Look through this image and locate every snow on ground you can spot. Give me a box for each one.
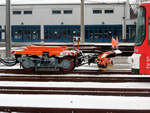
[75,63,131,70]
[0,53,149,109]
[0,94,150,110]
[0,81,150,89]
[0,47,25,51]
[0,63,20,69]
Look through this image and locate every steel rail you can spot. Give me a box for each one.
[0,69,132,75]
[0,106,149,113]
[0,75,149,82]
[0,86,150,97]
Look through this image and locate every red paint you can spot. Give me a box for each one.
[134,3,150,74]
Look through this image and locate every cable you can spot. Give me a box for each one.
[0,58,17,66]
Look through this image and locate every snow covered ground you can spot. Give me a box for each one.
[0,94,150,110]
[0,53,150,110]
[0,64,149,110]
[0,81,150,89]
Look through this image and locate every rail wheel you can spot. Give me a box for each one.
[60,57,75,73]
[21,57,35,71]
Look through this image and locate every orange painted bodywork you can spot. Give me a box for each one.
[97,55,111,67]
[111,37,118,49]
[15,46,69,56]
[97,51,113,67]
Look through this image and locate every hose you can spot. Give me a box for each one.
[0,58,17,66]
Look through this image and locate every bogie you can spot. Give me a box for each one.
[12,46,78,72]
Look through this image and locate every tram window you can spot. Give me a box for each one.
[135,7,146,46]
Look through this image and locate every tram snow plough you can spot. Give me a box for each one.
[0,37,122,73]
[11,45,84,72]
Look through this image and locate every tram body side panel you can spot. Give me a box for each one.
[140,55,150,74]
[138,5,150,74]
[129,4,150,74]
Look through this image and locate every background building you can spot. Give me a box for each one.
[0,1,136,43]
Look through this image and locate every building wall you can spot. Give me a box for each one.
[85,4,125,25]
[0,6,5,26]
[11,4,80,25]
[0,3,136,42]
[9,3,127,25]
[0,6,6,41]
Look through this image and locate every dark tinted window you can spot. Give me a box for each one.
[13,11,21,15]
[64,10,72,14]
[93,10,102,14]
[105,10,114,14]
[24,11,32,14]
[52,10,61,14]
[135,7,146,46]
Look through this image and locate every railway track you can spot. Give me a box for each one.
[0,69,131,75]
[0,106,149,113]
[0,74,149,82]
[0,86,150,97]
